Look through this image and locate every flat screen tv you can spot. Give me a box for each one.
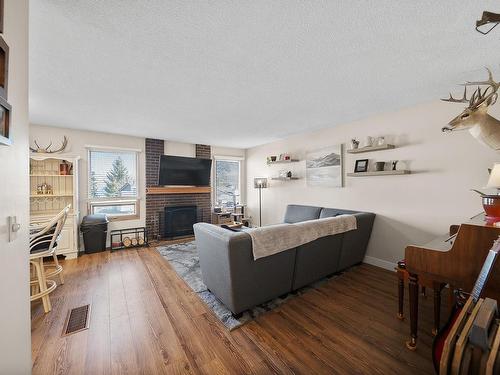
[159,155,212,186]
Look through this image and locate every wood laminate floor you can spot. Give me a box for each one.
[31,247,442,374]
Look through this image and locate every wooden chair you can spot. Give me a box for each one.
[29,206,70,313]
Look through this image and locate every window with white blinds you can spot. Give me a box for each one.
[88,149,139,219]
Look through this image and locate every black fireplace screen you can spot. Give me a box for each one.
[164,205,197,238]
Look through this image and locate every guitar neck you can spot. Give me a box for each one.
[471,250,499,301]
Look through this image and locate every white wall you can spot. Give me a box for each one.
[246,100,499,268]
[0,0,31,373]
[29,124,146,246]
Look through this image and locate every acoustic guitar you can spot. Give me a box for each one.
[432,235,500,374]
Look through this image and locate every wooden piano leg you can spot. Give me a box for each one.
[406,273,418,350]
[432,282,442,336]
[397,273,404,320]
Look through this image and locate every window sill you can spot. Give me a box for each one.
[106,214,140,222]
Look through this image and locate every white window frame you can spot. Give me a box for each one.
[87,146,141,221]
[212,155,244,209]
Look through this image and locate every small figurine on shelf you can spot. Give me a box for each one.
[391,160,398,171]
[350,139,360,150]
[286,171,292,178]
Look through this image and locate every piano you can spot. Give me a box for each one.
[404,214,500,350]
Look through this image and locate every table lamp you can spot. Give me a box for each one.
[254,178,268,227]
[483,163,500,224]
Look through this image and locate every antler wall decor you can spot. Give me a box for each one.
[29,136,68,153]
[441,68,500,150]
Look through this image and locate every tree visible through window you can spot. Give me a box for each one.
[89,149,138,218]
[215,159,241,208]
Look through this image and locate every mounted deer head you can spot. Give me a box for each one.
[29,136,68,153]
[442,68,500,150]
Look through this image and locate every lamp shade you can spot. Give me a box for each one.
[254,177,268,189]
[487,164,500,188]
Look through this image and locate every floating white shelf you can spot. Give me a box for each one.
[271,177,300,181]
[267,159,300,165]
[346,144,395,154]
[347,170,410,177]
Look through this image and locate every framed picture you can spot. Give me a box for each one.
[0,35,9,100]
[0,0,4,34]
[354,159,369,173]
[306,144,343,187]
[0,96,11,146]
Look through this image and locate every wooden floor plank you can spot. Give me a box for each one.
[32,247,439,374]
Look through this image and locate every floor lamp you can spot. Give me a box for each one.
[253,178,268,227]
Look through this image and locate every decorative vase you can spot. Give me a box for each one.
[375,162,385,171]
[365,136,373,147]
[482,195,500,224]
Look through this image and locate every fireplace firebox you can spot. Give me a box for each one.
[164,205,197,238]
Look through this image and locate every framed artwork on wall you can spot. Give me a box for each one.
[0,0,4,34]
[354,159,369,173]
[0,95,11,145]
[306,144,344,187]
[0,35,8,100]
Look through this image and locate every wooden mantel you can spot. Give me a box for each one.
[146,186,211,195]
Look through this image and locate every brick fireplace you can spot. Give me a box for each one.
[145,138,212,240]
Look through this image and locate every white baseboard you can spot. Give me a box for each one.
[363,255,396,271]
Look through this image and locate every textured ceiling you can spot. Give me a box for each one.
[30,1,500,148]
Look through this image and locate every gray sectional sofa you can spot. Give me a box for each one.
[193,204,375,315]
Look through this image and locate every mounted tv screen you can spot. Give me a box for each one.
[159,155,212,186]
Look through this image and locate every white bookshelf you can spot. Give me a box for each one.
[30,154,80,259]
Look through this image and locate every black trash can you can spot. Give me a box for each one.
[80,214,109,253]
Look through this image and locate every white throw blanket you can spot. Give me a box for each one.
[248,215,357,260]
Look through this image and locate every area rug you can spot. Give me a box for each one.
[157,241,340,330]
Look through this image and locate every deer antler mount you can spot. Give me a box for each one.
[441,68,500,150]
[30,136,68,153]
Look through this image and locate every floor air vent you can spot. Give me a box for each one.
[63,304,91,336]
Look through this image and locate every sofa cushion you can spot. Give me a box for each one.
[284,204,322,223]
[292,234,343,290]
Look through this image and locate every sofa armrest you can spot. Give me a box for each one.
[193,223,247,304]
[193,223,296,314]
[338,212,375,269]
